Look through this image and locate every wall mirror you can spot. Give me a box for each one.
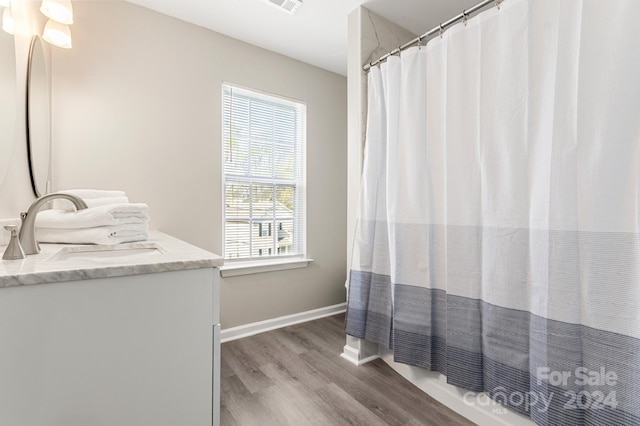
[26,35,51,197]
[0,24,17,186]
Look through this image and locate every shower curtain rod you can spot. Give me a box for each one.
[363,0,500,72]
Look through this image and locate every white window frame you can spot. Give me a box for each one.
[220,83,309,274]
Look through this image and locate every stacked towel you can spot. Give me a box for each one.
[51,189,129,211]
[36,190,150,245]
[53,196,131,210]
[36,204,149,228]
[37,225,149,245]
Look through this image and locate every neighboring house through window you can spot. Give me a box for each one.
[222,84,306,261]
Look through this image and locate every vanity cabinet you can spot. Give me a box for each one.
[0,233,222,426]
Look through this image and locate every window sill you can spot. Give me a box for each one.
[219,258,313,278]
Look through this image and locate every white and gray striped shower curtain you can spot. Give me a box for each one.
[345,0,640,424]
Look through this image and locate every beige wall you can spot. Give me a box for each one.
[50,1,347,328]
[0,1,50,223]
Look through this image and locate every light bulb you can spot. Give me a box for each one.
[40,0,73,25]
[42,19,72,48]
[2,7,14,35]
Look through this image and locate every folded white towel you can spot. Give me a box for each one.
[36,204,149,229]
[37,224,149,245]
[52,196,131,211]
[55,189,127,199]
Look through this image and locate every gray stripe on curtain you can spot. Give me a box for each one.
[345,270,393,348]
[346,278,640,424]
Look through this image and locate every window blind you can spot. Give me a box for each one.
[222,84,306,261]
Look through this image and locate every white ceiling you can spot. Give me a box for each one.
[126,0,481,76]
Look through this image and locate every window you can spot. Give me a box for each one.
[222,84,306,261]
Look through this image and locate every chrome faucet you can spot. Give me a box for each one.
[19,193,88,255]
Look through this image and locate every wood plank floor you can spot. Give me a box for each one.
[220,313,475,426]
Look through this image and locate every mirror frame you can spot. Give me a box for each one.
[25,35,49,198]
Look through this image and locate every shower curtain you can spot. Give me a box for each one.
[345,0,640,424]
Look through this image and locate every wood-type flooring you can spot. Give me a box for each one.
[221,313,475,426]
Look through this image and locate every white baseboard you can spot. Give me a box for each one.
[340,345,380,366]
[220,303,346,343]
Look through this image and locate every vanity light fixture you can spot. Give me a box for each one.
[42,19,72,48]
[40,0,73,25]
[2,6,14,35]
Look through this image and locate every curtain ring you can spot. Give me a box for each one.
[462,10,468,26]
[495,0,502,10]
[439,24,444,38]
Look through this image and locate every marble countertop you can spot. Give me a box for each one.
[0,231,223,288]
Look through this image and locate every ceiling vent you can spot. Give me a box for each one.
[262,0,303,15]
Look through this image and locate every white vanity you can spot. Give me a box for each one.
[0,232,223,426]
